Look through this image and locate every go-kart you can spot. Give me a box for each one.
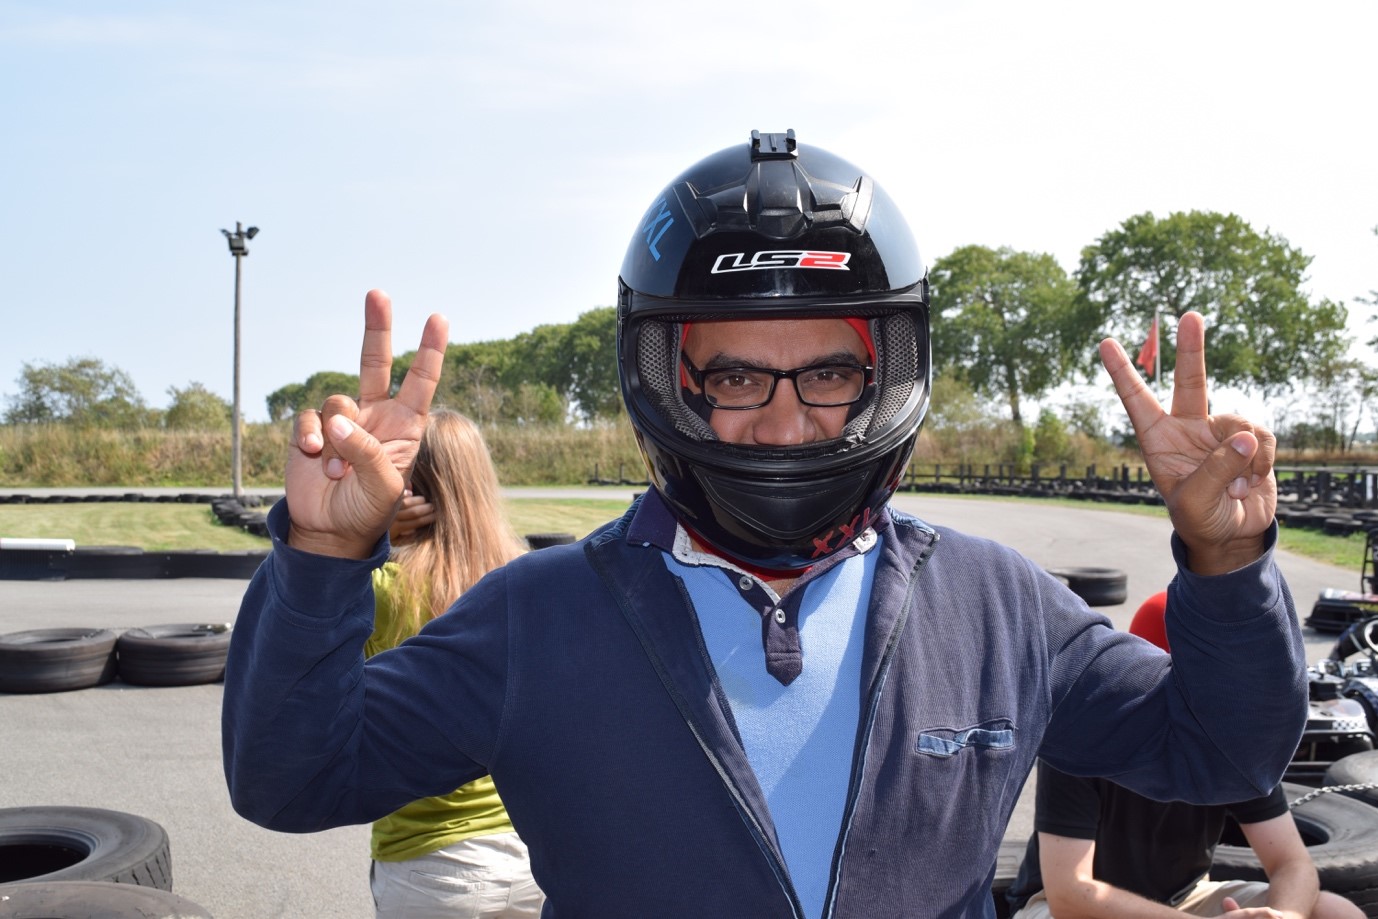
[1290,616,1378,785]
[1307,529,1378,633]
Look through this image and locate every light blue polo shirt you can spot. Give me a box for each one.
[664,529,879,919]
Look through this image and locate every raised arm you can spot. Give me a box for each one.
[1099,311,1276,575]
[285,288,449,559]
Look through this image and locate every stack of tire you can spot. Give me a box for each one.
[0,624,232,694]
[0,806,213,917]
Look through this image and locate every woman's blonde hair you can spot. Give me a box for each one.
[381,409,527,647]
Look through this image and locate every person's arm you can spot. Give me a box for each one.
[222,290,500,832]
[1239,813,1320,919]
[1037,832,1185,919]
[1039,312,1305,802]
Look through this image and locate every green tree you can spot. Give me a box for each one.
[929,245,1093,425]
[507,307,620,422]
[1076,211,1349,396]
[4,357,151,427]
[1032,408,1072,465]
[506,382,567,425]
[264,371,360,421]
[561,307,620,420]
[165,382,231,430]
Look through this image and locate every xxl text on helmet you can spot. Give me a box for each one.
[811,507,874,559]
[711,251,852,273]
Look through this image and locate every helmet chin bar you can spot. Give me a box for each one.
[696,467,874,545]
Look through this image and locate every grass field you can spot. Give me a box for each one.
[0,493,1365,576]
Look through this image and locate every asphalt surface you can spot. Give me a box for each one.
[0,489,1357,917]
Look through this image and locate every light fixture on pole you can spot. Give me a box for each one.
[220,222,259,499]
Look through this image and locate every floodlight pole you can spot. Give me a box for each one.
[220,221,259,499]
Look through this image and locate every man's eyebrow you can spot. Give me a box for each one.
[700,349,866,371]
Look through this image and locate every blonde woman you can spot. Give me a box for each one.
[365,409,543,919]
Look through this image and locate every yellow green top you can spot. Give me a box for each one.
[365,563,515,862]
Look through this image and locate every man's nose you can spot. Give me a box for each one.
[750,379,814,445]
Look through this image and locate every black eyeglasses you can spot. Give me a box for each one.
[680,353,874,410]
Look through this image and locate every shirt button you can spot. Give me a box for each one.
[738,575,753,591]
[773,609,786,624]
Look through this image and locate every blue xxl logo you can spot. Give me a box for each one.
[641,198,674,261]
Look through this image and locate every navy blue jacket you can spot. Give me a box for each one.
[222,493,1306,918]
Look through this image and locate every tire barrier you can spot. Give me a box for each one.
[0,881,213,918]
[0,624,232,693]
[0,629,118,694]
[525,532,578,550]
[0,806,171,889]
[0,547,270,581]
[1324,750,1378,809]
[1211,782,1378,917]
[115,624,232,687]
[1044,566,1129,607]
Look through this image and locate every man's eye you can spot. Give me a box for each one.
[803,366,855,388]
[712,372,760,390]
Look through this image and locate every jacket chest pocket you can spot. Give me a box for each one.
[916,718,1015,758]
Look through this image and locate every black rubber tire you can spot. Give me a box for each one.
[0,807,171,890]
[1324,750,1378,809]
[1045,566,1129,606]
[0,880,211,917]
[1211,782,1378,915]
[0,629,118,694]
[115,624,232,686]
[525,532,577,550]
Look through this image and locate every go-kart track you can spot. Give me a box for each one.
[0,488,1368,917]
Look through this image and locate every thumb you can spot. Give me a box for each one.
[1191,431,1259,501]
[325,412,402,499]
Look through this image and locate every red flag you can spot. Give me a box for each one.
[1135,316,1159,379]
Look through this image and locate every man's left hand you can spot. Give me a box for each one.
[1100,311,1277,576]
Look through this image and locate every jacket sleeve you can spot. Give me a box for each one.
[1038,522,1307,805]
[220,500,504,832]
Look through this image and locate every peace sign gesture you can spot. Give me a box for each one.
[1100,311,1277,576]
[285,289,450,559]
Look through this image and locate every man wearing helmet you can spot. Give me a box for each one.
[223,131,1306,918]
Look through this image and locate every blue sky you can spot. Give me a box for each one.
[3,1,1374,423]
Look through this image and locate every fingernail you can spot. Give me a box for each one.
[329,415,353,439]
[1231,437,1251,456]
[326,457,345,478]
[303,433,322,451]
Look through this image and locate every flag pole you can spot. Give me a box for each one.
[1154,306,1161,400]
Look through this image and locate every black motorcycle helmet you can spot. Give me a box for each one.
[618,130,931,570]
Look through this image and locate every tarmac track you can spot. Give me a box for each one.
[0,489,1355,917]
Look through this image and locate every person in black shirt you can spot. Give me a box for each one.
[1006,594,1362,919]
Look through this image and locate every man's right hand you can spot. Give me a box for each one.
[285,289,449,559]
